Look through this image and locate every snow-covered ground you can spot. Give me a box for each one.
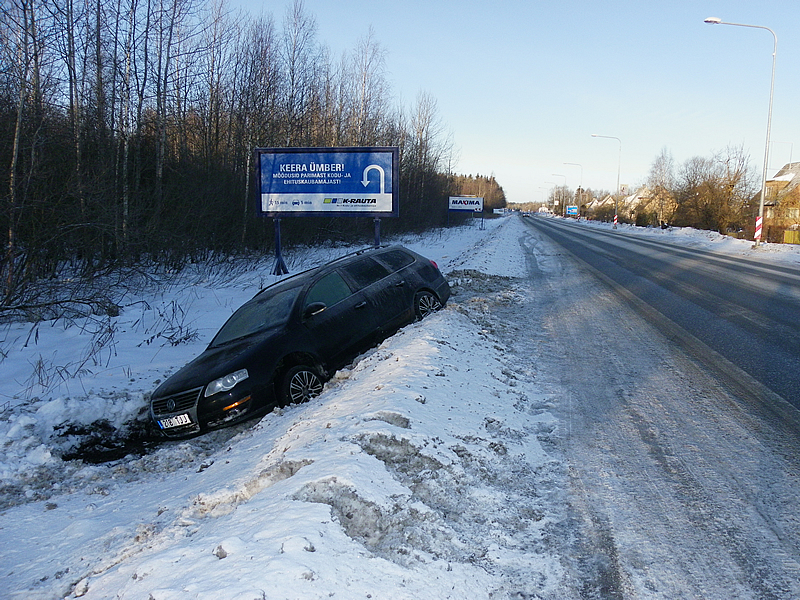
[2,216,799,599]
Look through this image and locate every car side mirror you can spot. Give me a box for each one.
[303,302,327,319]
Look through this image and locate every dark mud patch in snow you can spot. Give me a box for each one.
[57,418,161,464]
[0,407,253,511]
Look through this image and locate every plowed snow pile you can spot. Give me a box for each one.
[1,217,567,599]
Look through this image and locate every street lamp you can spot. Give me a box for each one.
[564,162,583,215]
[591,134,621,228]
[704,16,777,246]
[551,174,566,216]
[545,181,559,213]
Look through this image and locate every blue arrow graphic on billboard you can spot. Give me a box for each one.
[361,164,385,193]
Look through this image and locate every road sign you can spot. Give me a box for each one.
[449,196,483,212]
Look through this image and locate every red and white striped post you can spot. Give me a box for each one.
[755,216,763,242]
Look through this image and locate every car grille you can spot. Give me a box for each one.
[151,387,203,416]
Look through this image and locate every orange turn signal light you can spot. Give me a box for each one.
[223,396,251,411]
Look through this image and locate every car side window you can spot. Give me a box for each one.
[375,249,414,272]
[341,257,391,290]
[304,271,353,309]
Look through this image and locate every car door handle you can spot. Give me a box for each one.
[354,301,367,309]
[394,280,406,287]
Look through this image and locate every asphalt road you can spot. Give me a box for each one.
[523,215,800,414]
[512,216,800,598]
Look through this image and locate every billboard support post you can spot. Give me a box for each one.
[373,217,381,248]
[272,218,289,276]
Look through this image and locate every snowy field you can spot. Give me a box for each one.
[2,215,799,599]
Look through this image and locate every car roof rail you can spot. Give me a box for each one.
[253,244,400,296]
[327,244,393,263]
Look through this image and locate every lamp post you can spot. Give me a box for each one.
[704,16,777,246]
[545,181,559,213]
[551,174,566,216]
[591,134,621,228]
[564,162,583,215]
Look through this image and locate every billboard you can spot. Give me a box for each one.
[449,196,484,212]
[256,147,399,217]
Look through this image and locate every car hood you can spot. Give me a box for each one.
[152,330,278,398]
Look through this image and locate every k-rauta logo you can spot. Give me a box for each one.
[323,198,377,205]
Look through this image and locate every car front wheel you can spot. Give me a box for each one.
[281,365,324,405]
[414,291,442,320]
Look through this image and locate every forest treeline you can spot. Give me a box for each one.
[1,0,505,312]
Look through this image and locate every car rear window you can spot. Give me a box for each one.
[211,286,301,346]
[375,249,414,272]
[340,257,392,289]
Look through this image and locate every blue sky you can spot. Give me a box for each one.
[230,0,799,203]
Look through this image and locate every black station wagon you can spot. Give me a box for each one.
[149,246,450,437]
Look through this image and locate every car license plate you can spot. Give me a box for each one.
[158,413,192,429]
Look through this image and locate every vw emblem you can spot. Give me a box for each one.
[166,398,176,412]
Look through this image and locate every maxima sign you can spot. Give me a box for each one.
[256,147,399,217]
[449,196,484,212]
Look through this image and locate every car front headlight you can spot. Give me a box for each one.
[204,369,249,397]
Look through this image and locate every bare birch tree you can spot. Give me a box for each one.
[3,0,48,298]
[350,26,388,145]
[280,0,318,146]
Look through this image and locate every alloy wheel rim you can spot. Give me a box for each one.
[289,370,323,403]
[418,294,442,317]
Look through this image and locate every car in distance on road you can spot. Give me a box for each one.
[149,246,450,438]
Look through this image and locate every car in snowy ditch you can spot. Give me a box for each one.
[149,245,450,438]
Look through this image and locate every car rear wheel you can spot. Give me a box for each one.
[281,365,324,404]
[414,291,442,320]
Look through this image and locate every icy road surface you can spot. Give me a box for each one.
[516,218,800,598]
[1,215,800,599]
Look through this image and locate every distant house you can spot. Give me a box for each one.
[586,194,615,212]
[585,194,616,221]
[585,190,644,222]
[586,187,672,226]
[621,187,654,224]
[763,162,800,242]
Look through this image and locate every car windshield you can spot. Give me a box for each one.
[210,285,302,346]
